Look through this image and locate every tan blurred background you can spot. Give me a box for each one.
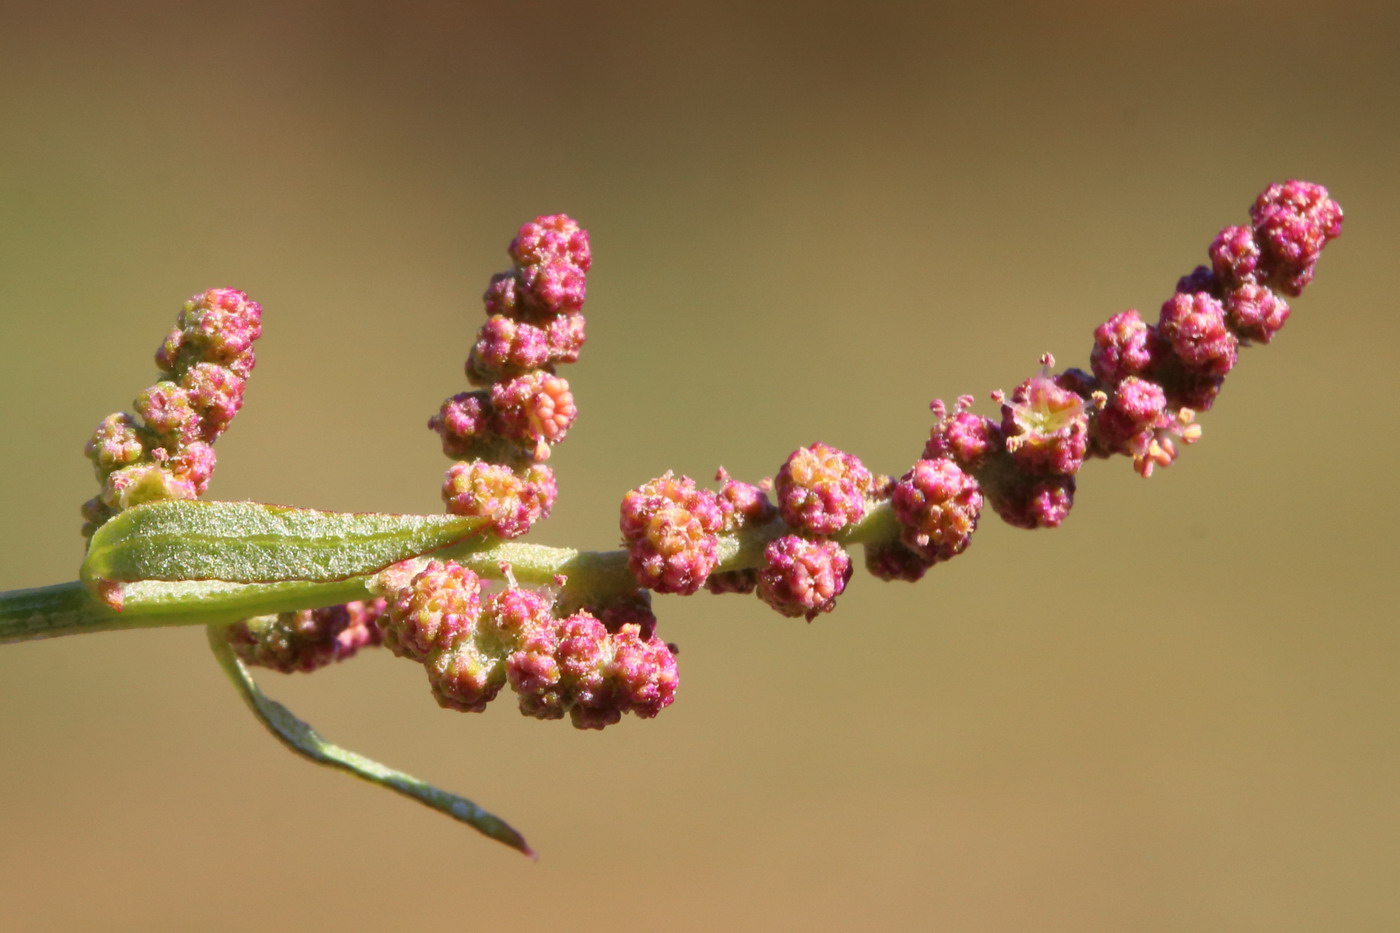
[2,1,1397,930]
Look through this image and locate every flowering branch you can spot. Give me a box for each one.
[0,181,1344,854]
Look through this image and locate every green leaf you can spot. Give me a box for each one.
[83,500,489,586]
[207,626,535,857]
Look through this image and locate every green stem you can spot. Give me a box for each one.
[0,501,901,644]
[205,624,534,857]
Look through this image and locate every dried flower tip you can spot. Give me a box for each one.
[774,442,873,536]
[757,535,853,621]
[1089,377,1197,476]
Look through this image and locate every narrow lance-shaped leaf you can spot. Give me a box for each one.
[82,500,490,587]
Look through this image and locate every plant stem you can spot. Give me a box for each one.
[0,501,900,644]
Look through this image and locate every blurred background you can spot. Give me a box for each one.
[2,1,1397,930]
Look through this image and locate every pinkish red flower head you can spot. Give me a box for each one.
[544,312,587,364]
[774,442,873,536]
[508,214,592,315]
[552,614,616,728]
[429,391,492,459]
[83,288,262,536]
[85,413,147,478]
[999,365,1089,476]
[1090,310,1156,385]
[168,441,217,495]
[863,539,940,582]
[1157,292,1238,377]
[890,459,983,560]
[984,468,1076,529]
[483,586,556,641]
[380,559,483,662]
[442,461,556,538]
[1249,181,1343,297]
[715,467,777,531]
[490,372,577,461]
[573,588,659,640]
[924,396,1001,470]
[228,600,385,674]
[603,623,679,721]
[1222,283,1290,345]
[466,315,552,384]
[156,288,263,377]
[620,472,724,594]
[427,635,507,713]
[1208,225,1262,288]
[757,535,852,621]
[133,382,198,446]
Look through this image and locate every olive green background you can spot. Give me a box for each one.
[2,2,1397,930]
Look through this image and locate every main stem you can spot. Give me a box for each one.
[0,501,898,644]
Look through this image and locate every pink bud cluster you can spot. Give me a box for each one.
[427,215,591,539]
[912,180,1342,542]
[624,447,868,621]
[228,599,385,673]
[620,472,726,595]
[627,182,1342,600]
[1081,180,1342,476]
[374,560,678,729]
[866,398,990,582]
[81,288,262,536]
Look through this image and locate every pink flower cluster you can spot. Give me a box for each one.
[429,215,592,538]
[621,181,1342,598]
[625,447,868,620]
[620,472,726,595]
[81,288,262,536]
[917,180,1342,541]
[228,599,385,673]
[374,560,678,729]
